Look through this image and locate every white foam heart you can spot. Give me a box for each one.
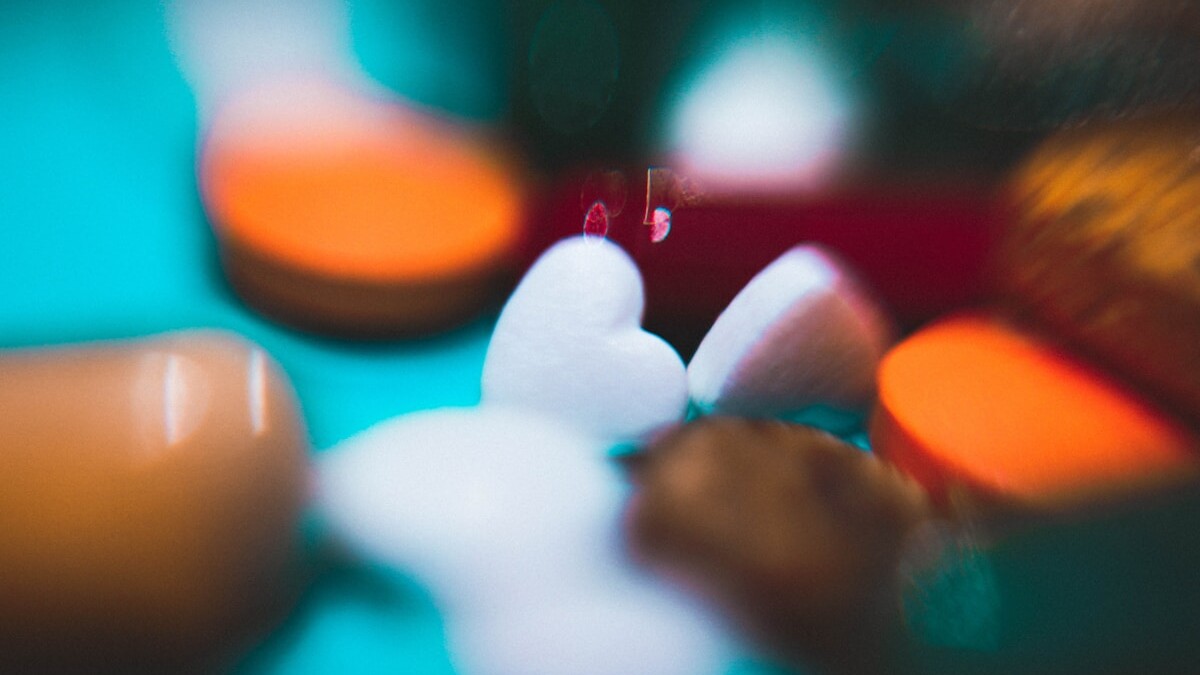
[317,405,732,675]
[481,236,688,443]
[688,245,894,417]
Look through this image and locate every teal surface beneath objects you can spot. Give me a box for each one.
[0,3,785,674]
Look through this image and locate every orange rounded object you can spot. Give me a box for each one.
[871,314,1198,508]
[200,77,525,337]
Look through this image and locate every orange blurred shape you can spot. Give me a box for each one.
[200,76,525,337]
[871,314,1199,509]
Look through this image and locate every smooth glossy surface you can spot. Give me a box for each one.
[0,331,310,672]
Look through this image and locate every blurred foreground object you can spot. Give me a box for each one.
[626,417,1200,674]
[625,417,932,672]
[892,479,1200,674]
[200,76,526,338]
[996,114,1200,428]
[0,332,310,673]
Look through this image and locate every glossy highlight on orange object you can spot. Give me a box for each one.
[871,314,1198,508]
[200,77,525,336]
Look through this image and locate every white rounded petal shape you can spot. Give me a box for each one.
[689,245,894,417]
[317,406,625,612]
[447,581,732,675]
[665,34,852,193]
[482,236,688,443]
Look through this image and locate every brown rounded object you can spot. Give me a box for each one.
[996,114,1200,427]
[623,417,932,673]
[219,242,514,339]
[0,331,311,673]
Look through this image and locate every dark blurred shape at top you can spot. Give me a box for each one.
[882,0,1200,131]
[527,0,621,135]
[506,0,706,172]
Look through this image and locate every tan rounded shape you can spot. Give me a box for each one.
[0,331,310,672]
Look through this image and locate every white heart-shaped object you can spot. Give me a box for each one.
[481,236,688,443]
[688,245,894,417]
[317,406,625,613]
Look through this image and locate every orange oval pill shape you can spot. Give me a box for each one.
[871,314,1198,508]
[200,77,526,337]
[0,332,310,673]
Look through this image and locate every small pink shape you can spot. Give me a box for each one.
[583,200,609,239]
[650,207,671,243]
